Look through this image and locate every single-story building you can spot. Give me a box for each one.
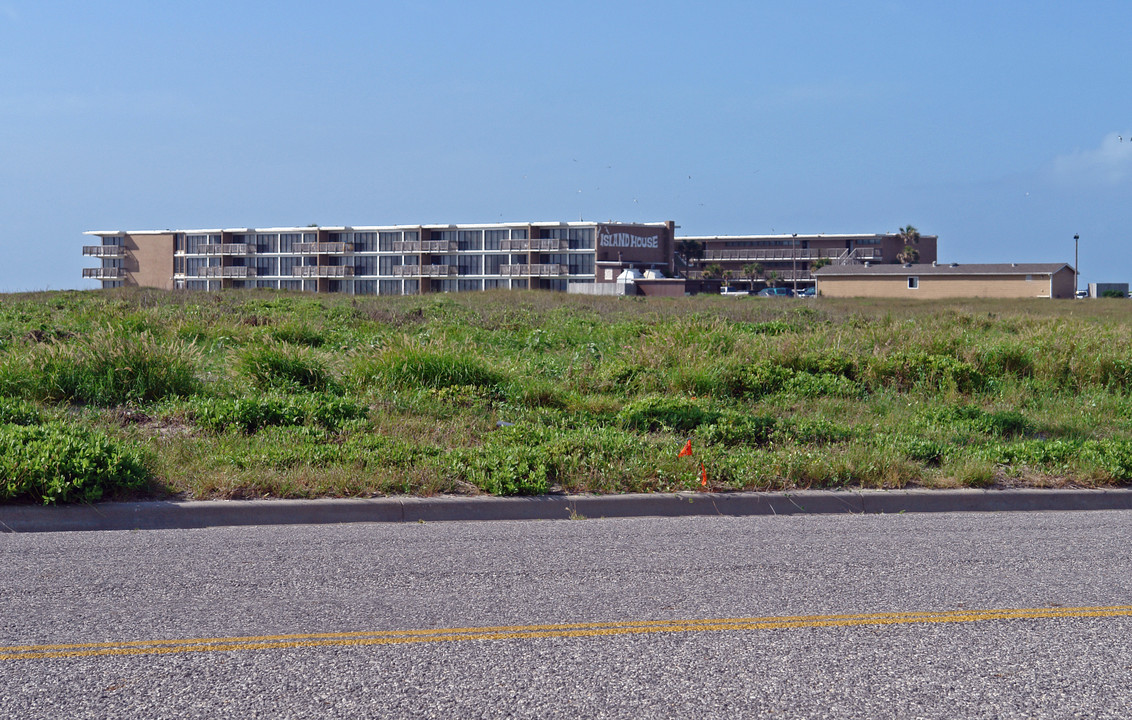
[814,262,1076,299]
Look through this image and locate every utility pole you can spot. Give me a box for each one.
[1074,233,1080,297]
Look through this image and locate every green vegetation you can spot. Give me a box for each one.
[3,288,1132,502]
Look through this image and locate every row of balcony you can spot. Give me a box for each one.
[171,240,574,256]
[89,264,576,281]
[702,248,883,262]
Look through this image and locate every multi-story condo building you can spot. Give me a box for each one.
[82,221,676,295]
[680,232,938,288]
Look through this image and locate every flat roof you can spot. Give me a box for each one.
[815,262,1071,276]
[677,233,938,241]
[85,221,671,235]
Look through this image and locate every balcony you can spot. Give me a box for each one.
[196,266,256,278]
[500,264,567,277]
[530,239,569,251]
[392,241,421,253]
[191,244,255,255]
[82,245,125,258]
[294,242,352,254]
[501,239,529,251]
[418,265,458,277]
[420,240,458,253]
[82,267,124,279]
[393,265,420,277]
[291,266,354,277]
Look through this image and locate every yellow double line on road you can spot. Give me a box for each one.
[4,605,1131,661]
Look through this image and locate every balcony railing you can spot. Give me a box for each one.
[82,267,124,279]
[196,266,256,278]
[501,239,529,251]
[530,239,569,251]
[294,242,351,254]
[190,244,255,255]
[420,240,458,253]
[702,248,877,262]
[291,266,354,277]
[392,241,421,253]
[418,265,458,277]
[82,245,125,258]
[500,264,567,277]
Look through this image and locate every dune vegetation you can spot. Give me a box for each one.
[2,288,1132,503]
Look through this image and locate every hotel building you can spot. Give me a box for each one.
[82,221,676,295]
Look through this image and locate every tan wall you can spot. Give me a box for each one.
[124,233,174,290]
[635,279,687,297]
[817,273,1058,299]
[1050,268,1075,299]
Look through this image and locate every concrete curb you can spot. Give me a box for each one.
[3,488,1132,533]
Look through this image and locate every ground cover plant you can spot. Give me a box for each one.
[3,287,1132,502]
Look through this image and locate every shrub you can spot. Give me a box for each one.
[921,405,1033,438]
[0,396,41,425]
[775,418,854,445]
[0,423,150,503]
[617,396,722,432]
[699,413,778,446]
[192,394,368,433]
[715,361,794,399]
[238,344,337,393]
[456,444,552,496]
[782,371,862,399]
[866,352,984,393]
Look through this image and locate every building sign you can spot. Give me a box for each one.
[598,225,661,250]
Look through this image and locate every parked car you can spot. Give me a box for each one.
[756,287,795,297]
[798,286,816,298]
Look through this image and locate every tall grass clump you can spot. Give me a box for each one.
[238,343,338,393]
[16,330,198,406]
[0,423,150,503]
[356,348,504,392]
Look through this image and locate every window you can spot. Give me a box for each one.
[378,232,398,251]
[354,232,377,252]
[484,230,506,250]
[458,230,482,251]
[908,276,919,289]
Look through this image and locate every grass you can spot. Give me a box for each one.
[3,287,1132,502]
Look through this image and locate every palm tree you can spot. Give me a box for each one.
[898,225,920,245]
[743,262,763,291]
[766,270,779,288]
[702,263,724,280]
[676,239,705,271]
[811,257,831,271]
[892,226,922,264]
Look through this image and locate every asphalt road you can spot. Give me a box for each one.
[2,510,1132,718]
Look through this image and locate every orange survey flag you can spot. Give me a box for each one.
[678,439,693,458]
[701,462,707,487]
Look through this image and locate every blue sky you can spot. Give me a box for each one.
[2,1,1130,292]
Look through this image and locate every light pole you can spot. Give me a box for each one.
[792,233,798,296]
[1074,233,1080,297]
